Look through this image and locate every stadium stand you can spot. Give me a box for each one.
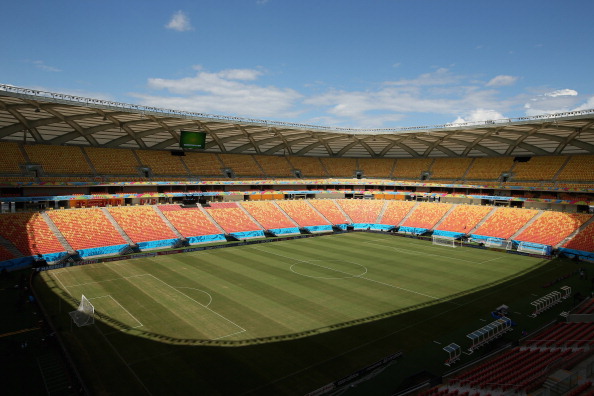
[379,200,416,225]
[253,155,294,178]
[514,212,591,246]
[84,146,140,175]
[158,205,222,237]
[464,157,514,181]
[287,156,328,177]
[319,158,358,178]
[135,149,188,176]
[0,212,64,255]
[435,205,493,234]
[276,200,330,227]
[562,221,594,253]
[401,202,452,229]
[182,152,224,178]
[357,158,395,178]
[309,199,349,224]
[24,144,93,174]
[218,154,264,177]
[0,141,27,174]
[556,155,594,182]
[392,158,433,180]
[336,199,385,223]
[240,201,296,229]
[47,208,126,250]
[107,206,177,243]
[205,203,262,233]
[472,207,538,239]
[430,158,473,180]
[0,245,15,261]
[525,322,594,348]
[511,156,567,181]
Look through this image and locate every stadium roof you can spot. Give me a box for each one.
[1,84,594,158]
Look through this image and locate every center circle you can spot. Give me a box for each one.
[290,260,367,279]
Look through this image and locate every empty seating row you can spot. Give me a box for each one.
[379,200,416,225]
[240,201,296,229]
[276,200,329,227]
[473,208,539,239]
[309,199,349,224]
[515,212,591,247]
[0,212,64,255]
[337,199,385,223]
[402,202,452,230]
[205,206,261,234]
[435,205,493,234]
[107,206,177,243]
[158,206,222,237]
[525,322,594,348]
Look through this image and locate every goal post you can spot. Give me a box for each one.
[69,295,95,327]
[432,235,459,248]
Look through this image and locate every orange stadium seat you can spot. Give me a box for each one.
[464,157,514,180]
[336,199,385,223]
[241,201,296,229]
[135,149,188,176]
[205,204,262,233]
[287,156,328,177]
[393,158,433,180]
[0,141,27,174]
[182,152,224,178]
[379,200,416,225]
[515,212,591,246]
[472,207,538,239]
[108,206,177,243]
[309,199,350,224]
[358,158,395,178]
[0,212,64,255]
[25,144,93,174]
[556,155,594,182]
[276,200,330,227]
[430,158,473,180]
[319,158,358,178]
[0,245,16,261]
[512,156,567,181]
[435,205,493,233]
[401,202,452,229]
[562,221,594,253]
[84,147,141,175]
[158,205,222,237]
[218,154,264,177]
[47,208,127,250]
[253,155,294,178]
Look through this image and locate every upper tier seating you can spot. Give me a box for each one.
[515,212,591,246]
[182,152,224,177]
[0,212,64,255]
[336,199,385,223]
[435,205,493,233]
[319,158,358,178]
[287,157,328,177]
[0,141,26,174]
[205,206,261,233]
[47,208,126,250]
[253,155,294,177]
[562,221,594,252]
[276,200,330,227]
[240,201,296,229]
[108,206,177,243]
[309,199,349,224]
[472,207,538,239]
[84,147,140,175]
[464,157,514,180]
[401,202,452,229]
[379,200,416,225]
[358,158,395,178]
[430,158,473,180]
[25,144,92,174]
[512,156,567,181]
[393,158,433,179]
[158,205,222,237]
[218,154,264,177]
[556,155,594,182]
[135,149,188,175]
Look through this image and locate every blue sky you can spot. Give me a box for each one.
[2,0,593,128]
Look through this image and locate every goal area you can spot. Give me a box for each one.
[69,295,95,327]
[432,235,459,248]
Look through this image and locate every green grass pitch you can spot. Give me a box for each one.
[34,232,587,395]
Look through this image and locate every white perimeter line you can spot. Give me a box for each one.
[252,246,441,301]
[60,273,151,289]
[146,274,247,335]
[362,240,477,264]
[51,272,71,296]
[478,257,503,265]
[91,295,143,329]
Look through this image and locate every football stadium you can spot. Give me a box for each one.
[1,83,594,396]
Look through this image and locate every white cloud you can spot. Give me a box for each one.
[451,109,505,124]
[524,88,580,116]
[165,10,193,32]
[573,96,594,111]
[32,60,61,72]
[486,75,518,87]
[545,89,578,97]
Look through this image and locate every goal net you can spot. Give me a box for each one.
[432,235,458,248]
[517,242,549,256]
[69,295,95,327]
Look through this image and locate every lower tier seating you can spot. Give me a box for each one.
[336,199,385,223]
[158,205,222,237]
[275,200,329,227]
[108,206,177,243]
[240,201,296,229]
[472,207,538,239]
[0,212,64,255]
[401,202,452,229]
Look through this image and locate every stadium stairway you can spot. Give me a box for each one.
[431,204,458,230]
[153,205,184,239]
[236,202,266,230]
[555,215,594,249]
[375,200,389,223]
[99,207,134,245]
[466,206,498,235]
[39,212,74,252]
[333,199,353,224]
[306,200,334,225]
[197,205,226,234]
[509,210,544,240]
[270,201,300,227]
[397,201,420,227]
[0,235,24,258]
